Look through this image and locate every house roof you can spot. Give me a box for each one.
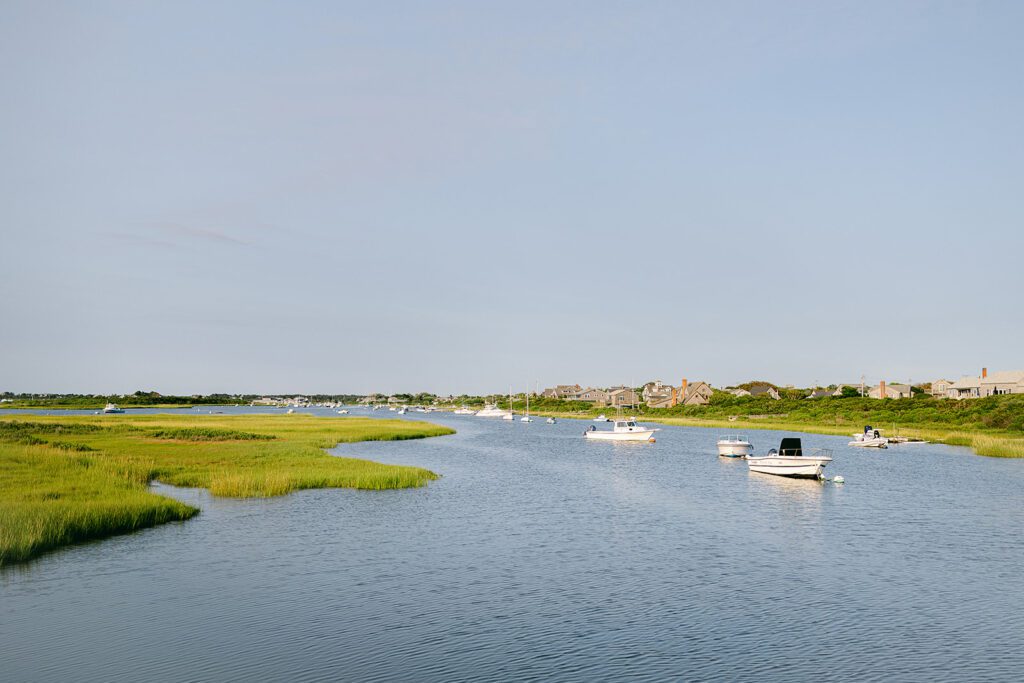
[980,371,1024,385]
[950,376,981,389]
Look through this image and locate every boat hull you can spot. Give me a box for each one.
[747,456,830,478]
[584,430,656,442]
[717,442,753,457]
[849,438,888,448]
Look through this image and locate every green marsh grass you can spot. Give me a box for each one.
[0,414,452,565]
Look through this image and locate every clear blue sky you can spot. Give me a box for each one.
[2,1,1022,395]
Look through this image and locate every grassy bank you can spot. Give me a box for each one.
[515,394,1024,458]
[0,414,453,565]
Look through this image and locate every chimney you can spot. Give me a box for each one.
[982,367,988,379]
[670,387,678,407]
[681,378,688,402]
[879,380,886,398]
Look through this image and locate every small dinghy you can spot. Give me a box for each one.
[747,438,832,479]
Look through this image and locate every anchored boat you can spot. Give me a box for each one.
[102,402,125,414]
[747,437,832,479]
[584,418,657,442]
[849,425,888,448]
[716,434,753,458]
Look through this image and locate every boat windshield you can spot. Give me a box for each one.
[626,421,636,427]
[615,422,627,428]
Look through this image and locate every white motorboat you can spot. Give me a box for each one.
[453,407,476,415]
[397,408,407,415]
[476,404,511,418]
[747,438,832,479]
[849,425,888,448]
[337,409,349,414]
[594,414,611,422]
[584,418,657,442]
[546,417,556,424]
[102,402,124,414]
[716,434,753,458]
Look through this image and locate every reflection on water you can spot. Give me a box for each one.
[2,409,1023,682]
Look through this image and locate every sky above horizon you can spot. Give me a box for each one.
[2,1,1022,395]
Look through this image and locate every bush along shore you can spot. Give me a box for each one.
[499,394,1024,458]
[0,414,452,565]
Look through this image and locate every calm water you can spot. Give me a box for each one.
[3,409,1023,681]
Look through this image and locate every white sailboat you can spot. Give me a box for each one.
[520,392,533,422]
[502,387,515,420]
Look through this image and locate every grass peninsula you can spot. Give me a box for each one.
[0,414,452,565]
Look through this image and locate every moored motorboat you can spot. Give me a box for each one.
[453,407,476,415]
[584,418,657,442]
[849,425,888,448]
[476,404,511,418]
[102,402,124,414]
[546,417,556,424]
[747,438,832,479]
[716,434,753,457]
[593,414,610,422]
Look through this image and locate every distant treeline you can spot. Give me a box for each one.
[0,391,363,408]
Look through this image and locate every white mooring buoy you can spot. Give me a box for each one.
[832,475,845,484]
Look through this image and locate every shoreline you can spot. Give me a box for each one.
[0,414,454,566]
[460,408,1024,458]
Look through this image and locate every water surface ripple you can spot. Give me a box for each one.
[2,409,1023,681]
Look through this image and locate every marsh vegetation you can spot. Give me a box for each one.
[0,415,452,565]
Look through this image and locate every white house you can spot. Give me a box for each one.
[948,376,982,400]
[930,379,953,399]
[868,383,912,399]
[980,370,1024,396]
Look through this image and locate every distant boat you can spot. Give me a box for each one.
[747,438,832,478]
[584,418,657,442]
[337,409,349,414]
[849,425,888,448]
[103,402,124,414]
[716,435,753,458]
[502,387,516,420]
[593,414,610,422]
[546,417,556,424]
[453,407,476,415]
[520,392,533,421]
[476,404,511,418]
[398,408,407,415]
